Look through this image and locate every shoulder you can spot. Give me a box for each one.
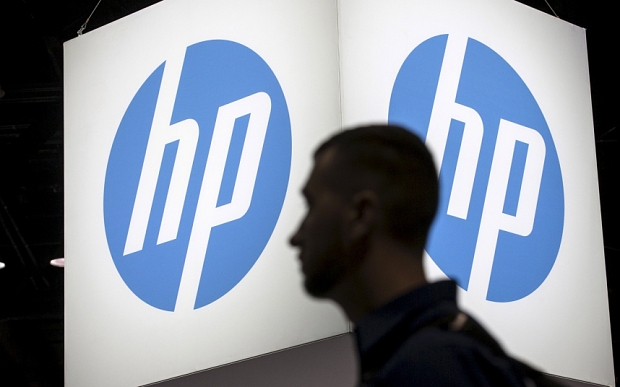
[373,327,522,387]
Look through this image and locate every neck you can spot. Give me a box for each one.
[327,236,427,323]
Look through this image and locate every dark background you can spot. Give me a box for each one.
[0,0,617,386]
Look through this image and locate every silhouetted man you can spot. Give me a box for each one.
[290,125,534,386]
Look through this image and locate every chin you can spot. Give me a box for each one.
[303,275,337,299]
[303,280,323,298]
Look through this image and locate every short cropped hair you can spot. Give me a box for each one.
[315,124,439,248]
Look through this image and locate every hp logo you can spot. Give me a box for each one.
[389,34,564,302]
[104,40,291,311]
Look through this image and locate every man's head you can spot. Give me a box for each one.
[290,124,439,300]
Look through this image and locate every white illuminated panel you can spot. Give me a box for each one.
[66,1,614,386]
[64,0,347,386]
[338,0,614,385]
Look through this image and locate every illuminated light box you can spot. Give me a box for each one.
[338,0,613,385]
[65,0,614,386]
[64,1,347,386]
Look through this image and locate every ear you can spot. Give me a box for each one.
[345,189,381,242]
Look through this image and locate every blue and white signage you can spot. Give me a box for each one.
[104,40,291,311]
[64,1,347,386]
[64,0,615,385]
[337,0,614,385]
[389,34,564,302]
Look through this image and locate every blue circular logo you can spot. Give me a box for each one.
[389,34,564,302]
[104,40,291,311]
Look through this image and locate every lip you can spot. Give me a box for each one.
[297,253,308,271]
[295,247,304,260]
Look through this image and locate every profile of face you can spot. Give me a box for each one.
[289,149,352,298]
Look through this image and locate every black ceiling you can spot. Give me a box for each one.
[0,0,617,386]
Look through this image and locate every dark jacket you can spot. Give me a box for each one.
[354,281,527,387]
